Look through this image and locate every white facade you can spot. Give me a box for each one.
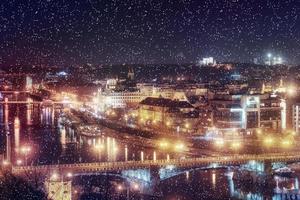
[25,76,33,91]
[200,57,216,66]
[96,90,146,109]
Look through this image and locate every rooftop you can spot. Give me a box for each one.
[140,97,194,108]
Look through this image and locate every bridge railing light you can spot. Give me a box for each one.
[132,183,139,191]
[66,172,73,178]
[116,184,123,191]
[50,173,59,181]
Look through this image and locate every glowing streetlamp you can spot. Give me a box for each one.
[2,160,9,166]
[16,159,23,166]
[267,53,272,65]
[132,183,139,191]
[166,121,172,127]
[51,173,59,181]
[230,141,241,151]
[278,57,282,64]
[287,85,296,96]
[66,172,73,178]
[20,145,31,165]
[117,184,123,191]
[256,129,262,135]
[124,114,128,122]
[281,139,292,148]
[263,137,274,147]
[214,138,225,147]
[174,142,185,152]
[159,140,169,149]
[185,123,190,129]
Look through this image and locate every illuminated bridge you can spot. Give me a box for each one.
[11,153,300,175]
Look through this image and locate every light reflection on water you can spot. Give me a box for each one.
[2,100,300,199]
[71,169,300,200]
[0,101,177,165]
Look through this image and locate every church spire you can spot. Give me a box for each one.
[127,67,134,80]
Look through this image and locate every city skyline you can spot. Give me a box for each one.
[2,1,300,200]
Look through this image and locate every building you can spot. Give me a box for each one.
[200,57,216,66]
[96,89,146,109]
[45,179,72,200]
[293,104,300,134]
[138,97,200,134]
[210,93,285,134]
[94,68,146,109]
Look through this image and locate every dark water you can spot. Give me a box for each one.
[0,97,299,200]
[0,100,174,165]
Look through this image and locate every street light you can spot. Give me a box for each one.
[132,183,139,191]
[159,140,169,149]
[124,114,128,121]
[287,85,296,96]
[281,139,292,148]
[66,172,73,178]
[214,138,225,147]
[51,173,59,181]
[230,141,241,151]
[263,137,274,147]
[267,53,272,65]
[20,146,31,154]
[20,145,31,165]
[2,160,9,166]
[174,142,185,151]
[117,184,123,191]
[16,159,23,166]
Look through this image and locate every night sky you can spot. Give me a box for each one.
[0,0,300,66]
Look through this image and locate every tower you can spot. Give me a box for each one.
[127,67,134,80]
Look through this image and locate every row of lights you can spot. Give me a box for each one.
[262,136,294,148]
[159,140,186,152]
[116,182,140,192]
[2,145,32,166]
[50,172,73,181]
[214,138,241,150]
[214,136,294,150]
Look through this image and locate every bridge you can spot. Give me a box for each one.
[11,153,300,175]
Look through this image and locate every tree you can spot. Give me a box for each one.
[0,173,46,200]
